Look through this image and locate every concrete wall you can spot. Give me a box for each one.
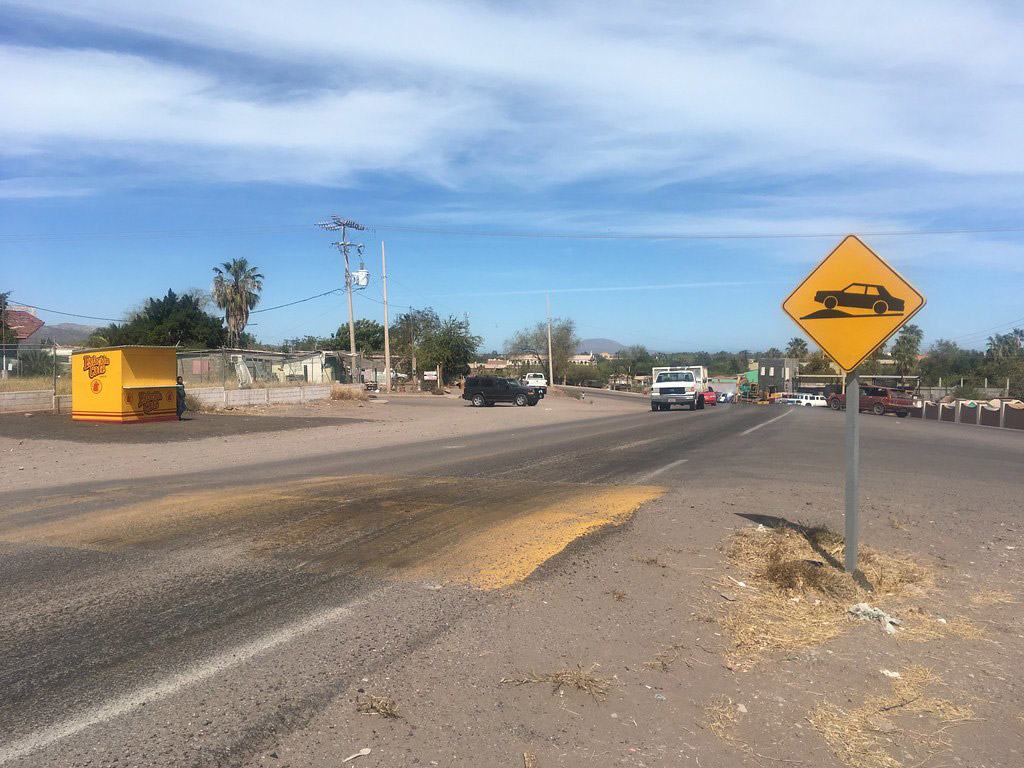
[0,389,54,413]
[0,384,336,414]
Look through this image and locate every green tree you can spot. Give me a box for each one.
[800,350,835,374]
[391,307,441,375]
[890,323,923,376]
[212,258,264,348]
[762,347,783,358]
[1,291,18,362]
[785,337,808,358]
[986,329,1023,360]
[331,318,385,354]
[17,348,53,376]
[419,315,481,385]
[505,318,580,384]
[90,290,227,348]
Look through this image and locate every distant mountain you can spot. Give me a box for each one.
[41,323,97,345]
[577,338,626,355]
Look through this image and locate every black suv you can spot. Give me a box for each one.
[463,376,540,407]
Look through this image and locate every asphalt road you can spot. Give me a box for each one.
[1,400,1021,766]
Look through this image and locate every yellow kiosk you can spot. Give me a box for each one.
[72,346,179,423]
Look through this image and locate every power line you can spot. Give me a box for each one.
[251,289,342,313]
[354,291,412,310]
[371,223,1024,241]
[7,301,121,323]
[4,222,1024,244]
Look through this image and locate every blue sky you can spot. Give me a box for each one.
[2,0,1023,353]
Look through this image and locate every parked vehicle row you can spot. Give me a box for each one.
[828,386,912,417]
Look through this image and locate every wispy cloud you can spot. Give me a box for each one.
[3,0,1024,190]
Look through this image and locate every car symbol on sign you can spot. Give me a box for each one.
[812,283,905,315]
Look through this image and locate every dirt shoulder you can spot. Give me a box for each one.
[0,391,639,493]
[252,474,1024,768]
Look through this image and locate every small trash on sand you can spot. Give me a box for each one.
[880,669,901,679]
[523,751,538,768]
[756,524,767,532]
[342,747,371,763]
[849,603,903,634]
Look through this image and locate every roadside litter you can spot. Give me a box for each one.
[848,602,903,634]
[342,747,371,763]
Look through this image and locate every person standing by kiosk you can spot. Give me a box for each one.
[176,376,187,420]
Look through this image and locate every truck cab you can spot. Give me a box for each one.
[521,372,548,395]
[650,370,703,411]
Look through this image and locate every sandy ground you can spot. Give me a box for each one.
[1,396,1022,768]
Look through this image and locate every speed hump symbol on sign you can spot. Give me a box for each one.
[782,235,925,372]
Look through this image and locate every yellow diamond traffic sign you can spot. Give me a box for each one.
[782,235,925,372]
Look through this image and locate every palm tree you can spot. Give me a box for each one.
[785,337,809,358]
[212,259,264,348]
[891,323,923,376]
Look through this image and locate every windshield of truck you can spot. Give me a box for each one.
[655,372,695,383]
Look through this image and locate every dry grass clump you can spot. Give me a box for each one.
[643,643,688,672]
[356,693,400,718]
[704,695,740,741]
[608,589,627,601]
[331,384,369,401]
[719,523,933,667]
[810,665,973,768]
[501,663,610,701]
[898,609,985,643]
[970,589,1014,605]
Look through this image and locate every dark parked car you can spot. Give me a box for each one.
[813,283,905,315]
[828,386,913,417]
[463,376,540,407]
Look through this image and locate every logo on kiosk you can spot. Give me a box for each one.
[82,354,111,379]
[136,390,163,414]
[90,379,103,394]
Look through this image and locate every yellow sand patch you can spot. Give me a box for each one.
[1,475,663,590]
[400,484,661,589]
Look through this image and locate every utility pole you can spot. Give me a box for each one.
[381,241,392,394]
[546,293,555,387]
[317,216,367,377]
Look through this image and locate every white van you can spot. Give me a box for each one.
[781,393,828,407]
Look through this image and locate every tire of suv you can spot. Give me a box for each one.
[651,403,659,411]
[872,402,885,415]
[697,396,705,410]
[514,393,528,407]
[829,398,842,410]
[472,393,486,407]
[896,410,908,418]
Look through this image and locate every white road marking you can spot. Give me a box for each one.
[612,437,662,451]
[0,595,372,765]
[636,458,688,482]
[739,410,792,436]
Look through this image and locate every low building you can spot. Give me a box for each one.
[757,357,800,395]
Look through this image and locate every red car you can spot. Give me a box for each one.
[827,386,913,417]
[702,386,717,405]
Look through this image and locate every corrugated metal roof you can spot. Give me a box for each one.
[2,309,45,341]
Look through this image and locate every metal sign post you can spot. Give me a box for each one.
[782,235,926,576]
[844,370,860,572]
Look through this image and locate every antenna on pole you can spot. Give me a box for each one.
[317,216,368,375]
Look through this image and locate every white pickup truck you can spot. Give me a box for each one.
[650,368,704,411]
[520,372,548,395]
